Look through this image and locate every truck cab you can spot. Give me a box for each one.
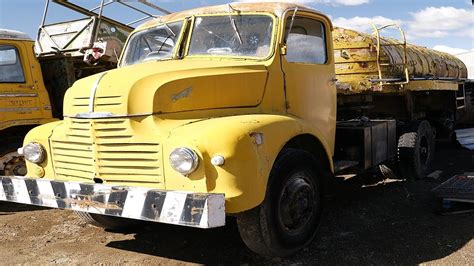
[0,30,55,175]
[15,3,335,256]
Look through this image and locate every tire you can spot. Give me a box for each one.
[236,148,324,257]
[0,136,27,176]
[75,211,142,231]
[398,120,435,180]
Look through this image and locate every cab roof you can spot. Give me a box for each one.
[0,29,33,41]
[136,2,331,31]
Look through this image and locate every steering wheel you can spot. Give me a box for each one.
[143,50,171,62]
[207,47,233,54]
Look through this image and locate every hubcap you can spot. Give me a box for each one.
[279,173,315,234]
[0,151,27,176]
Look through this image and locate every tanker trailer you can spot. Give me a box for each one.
[332,25,469,179]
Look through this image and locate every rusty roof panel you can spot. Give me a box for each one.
[0,29,32,41]
[136,2,330,31]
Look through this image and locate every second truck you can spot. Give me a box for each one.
[0,2,471,257]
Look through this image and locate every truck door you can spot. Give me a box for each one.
[0,41,44,126]
[280,11,337,151]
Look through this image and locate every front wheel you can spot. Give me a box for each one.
[0,137,27,176]
[236,149,324,257]
[75,211,143,231]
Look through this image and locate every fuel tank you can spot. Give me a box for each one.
[333,27,468,93]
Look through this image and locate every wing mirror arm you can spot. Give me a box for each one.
[281,7,298,56]
[280,44,288,55]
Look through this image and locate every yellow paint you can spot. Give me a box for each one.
[281,10,337,154]
[23,4,337,214]
[403,80,460,91]
[24,120,62,179]
[333,27,467,94]
[0,39,55,131]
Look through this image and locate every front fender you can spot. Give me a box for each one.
[163,114,333,213]
[24,121,63,178]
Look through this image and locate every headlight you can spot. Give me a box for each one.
[22,142,46,164]
[169,147,199,175]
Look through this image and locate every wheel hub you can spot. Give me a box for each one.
[0,151,27,176]
[279,174,315,232]
[419,136,430,165]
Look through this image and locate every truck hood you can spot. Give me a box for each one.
[63,59,268,117]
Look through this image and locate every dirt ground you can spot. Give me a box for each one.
[0,144,472,264]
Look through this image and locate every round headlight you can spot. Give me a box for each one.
[23,142,46,164]
[169,147,199,175]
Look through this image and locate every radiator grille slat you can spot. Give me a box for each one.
[73,95,123,108]
[51,118,163,185]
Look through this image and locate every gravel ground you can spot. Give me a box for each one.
[0,144,472,264]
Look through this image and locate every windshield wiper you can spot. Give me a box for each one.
[156,34,172,55]
[228,4,243,45]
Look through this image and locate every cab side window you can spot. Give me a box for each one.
[285,17,327,64]
[0,45,25,83]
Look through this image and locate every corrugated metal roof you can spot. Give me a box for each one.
[0,29,32,41]
[456,128,474,150]
[432,174,474,203]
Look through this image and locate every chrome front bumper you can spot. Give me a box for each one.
[0,176,225,228]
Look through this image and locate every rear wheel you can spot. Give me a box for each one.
[0,137,27,176]
[236,149,324,257]
[398,120,435,179]
[75,211,142,231]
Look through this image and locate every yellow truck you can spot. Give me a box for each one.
[0,0,167,176]
[0,3,470,257]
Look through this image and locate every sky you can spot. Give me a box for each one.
[0,0,473,55]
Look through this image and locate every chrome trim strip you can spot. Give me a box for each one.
[0,93,38,97]
[0,107,40,112]
[67,112,154,119]
[74,112,115,119]
[88,72,108,112]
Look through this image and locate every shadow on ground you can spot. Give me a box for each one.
[104,145,473,263]
[0,202,48,215]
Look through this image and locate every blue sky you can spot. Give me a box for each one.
[0,0,473,54]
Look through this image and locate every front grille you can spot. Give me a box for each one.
[51,118,163,185]
[72,95,123,108]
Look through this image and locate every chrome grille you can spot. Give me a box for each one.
[72,95,123,108]
[51,118,163,184]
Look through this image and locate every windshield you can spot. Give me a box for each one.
[189,15,274,58]
[122,21,183,66]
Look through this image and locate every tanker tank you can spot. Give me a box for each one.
[333,27,468,94]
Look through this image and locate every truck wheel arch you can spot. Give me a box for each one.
[279,134,334,189]
[0,125,39,140]
[0,125,40,176]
